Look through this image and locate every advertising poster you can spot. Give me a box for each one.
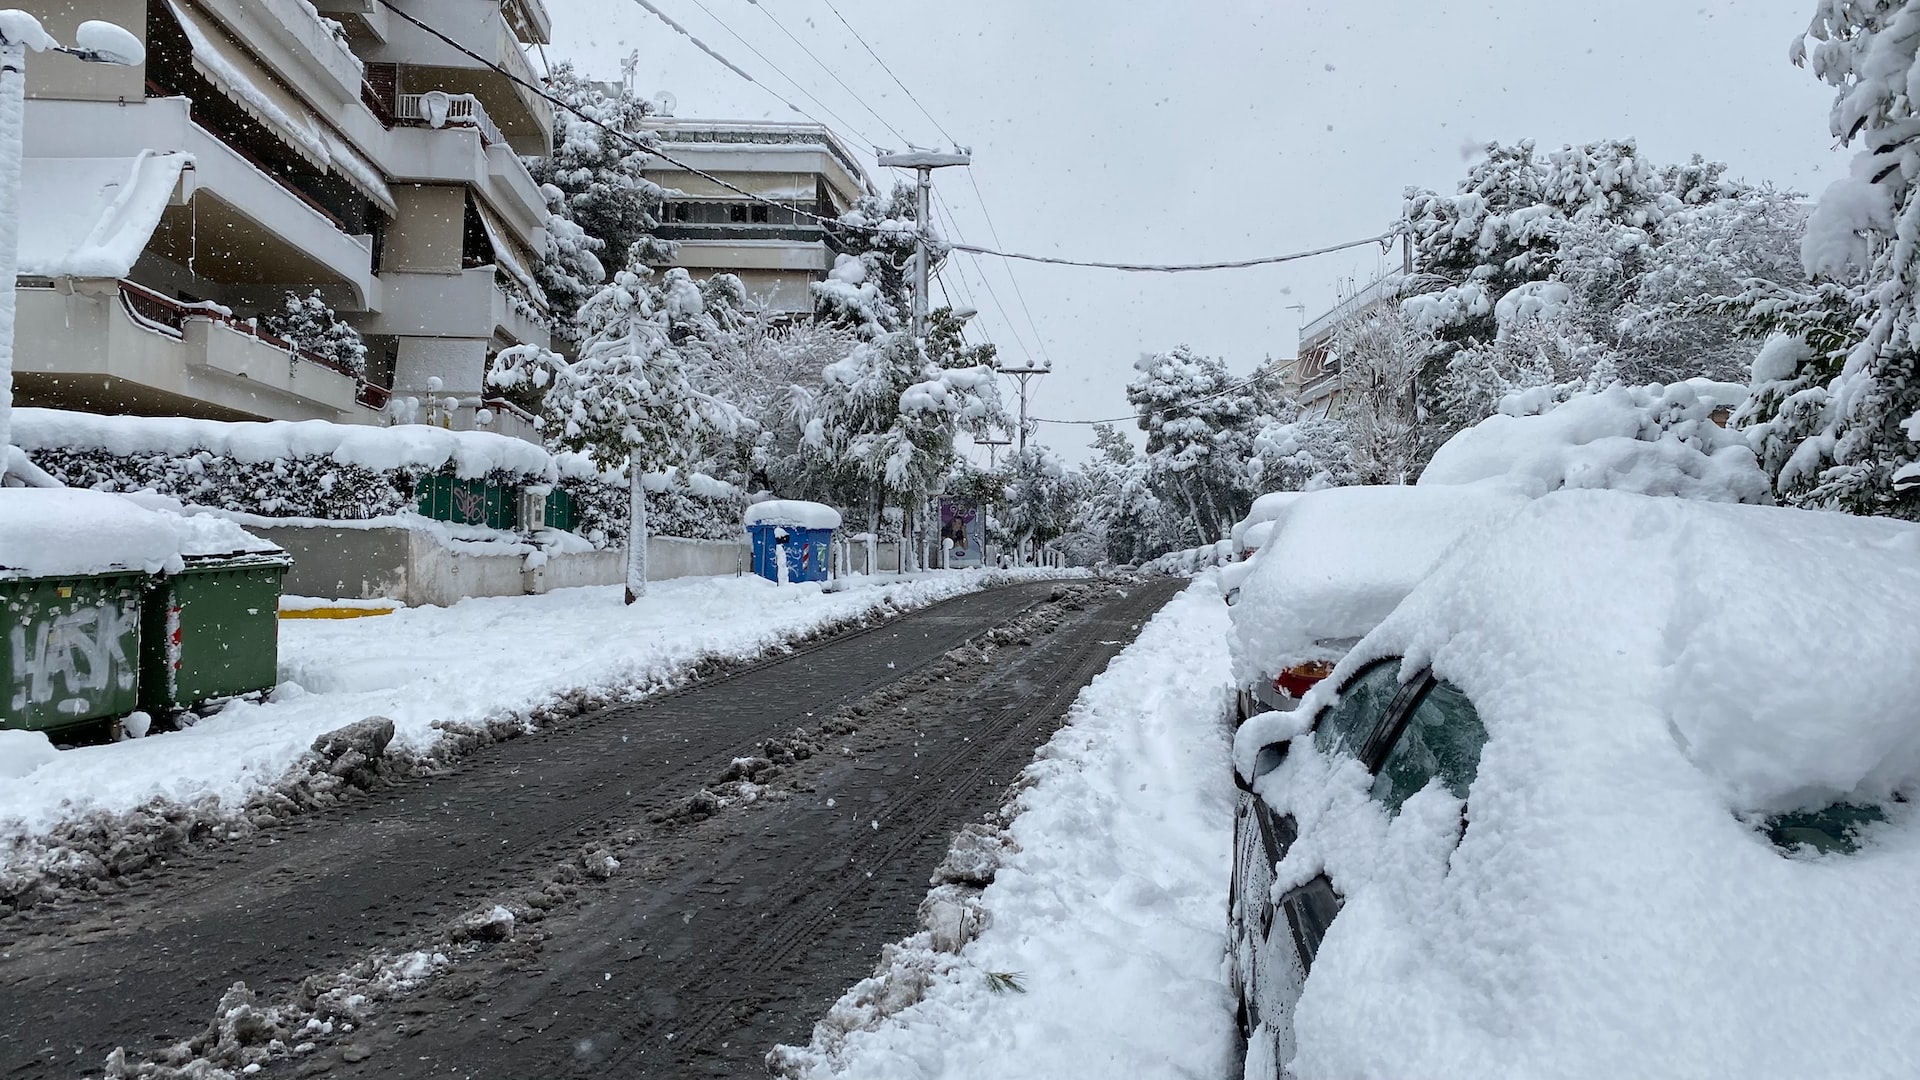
[938,497,985,568]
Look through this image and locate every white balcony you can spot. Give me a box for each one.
[24,97,379,311]
[12,283,383,424]
[356,267,549,349]
[367,0,554,154]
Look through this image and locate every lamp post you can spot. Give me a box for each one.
[0,12,144,482]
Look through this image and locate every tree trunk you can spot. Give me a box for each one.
[625,449,648,604]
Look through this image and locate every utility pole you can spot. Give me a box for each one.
[975,434,1010,470]
[997,363,1049,453]
[875,148,971,340]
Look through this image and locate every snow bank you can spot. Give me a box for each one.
[0,488,184,578]
[777,583,1239,1079]
[1228,484,1528,687]
[1259,491,1920,1080]
[11,408,554,481]
[745,500,843,530]
[1420,381,1767,503]
[0,570,1053,844]
[117,491,284,558]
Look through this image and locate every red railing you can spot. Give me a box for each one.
[118,280,394,408]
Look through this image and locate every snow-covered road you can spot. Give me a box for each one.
[0,570,1058,878]
[778,579,1242,1079]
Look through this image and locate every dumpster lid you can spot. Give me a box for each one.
[744,500,842,531]
[118,492,285,560]
[0,489,182,579]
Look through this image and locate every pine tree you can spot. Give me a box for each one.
[1735,2,1920,516]
[264,290,367,377]
[1126,345,1259,541]
[489,260,740,602]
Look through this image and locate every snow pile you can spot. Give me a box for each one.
[1419,380,1767,503]
[116,491,285,559]
[1252,491,1920,1080]
[0,570,1061,855]
[0,488,184,578]
[0,731,60,781]
[1229,484,1528,687]
[744,500,843,530]
[771,583,1239,1079]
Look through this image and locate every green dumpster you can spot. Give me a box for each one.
[140,551,292,715]
[1,571,145,734]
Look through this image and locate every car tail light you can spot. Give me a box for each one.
[1274,660,1336,700]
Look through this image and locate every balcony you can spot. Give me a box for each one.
[11,282,386,424]
[357,266,549,349]
[368,0,554,155]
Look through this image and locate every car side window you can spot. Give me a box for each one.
[1312,659,1406,758]
[1369,679,1487,814]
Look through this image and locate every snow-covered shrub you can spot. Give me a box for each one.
[1420,380,1769,503]
[565,472,747,545]
[262,290,368,377]
[27,445,421,520]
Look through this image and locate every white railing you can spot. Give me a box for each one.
[395,91,506,147]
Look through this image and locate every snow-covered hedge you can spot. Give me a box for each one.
[14,409,746,543]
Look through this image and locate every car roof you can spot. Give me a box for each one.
[1267,489,1920,1080]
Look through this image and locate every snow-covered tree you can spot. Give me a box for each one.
[1330,305,1427,483]
[489,261,739,602]
[263,290,367,377]
[1126,345,1260,541]
[527,63,670,328]
[1000,445,1076,563]
[815,182,921,337]
[533,184,606,332]
[1734,3,1920,517]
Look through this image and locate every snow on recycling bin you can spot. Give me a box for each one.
[744,500,840,584]
[0,487,287,743]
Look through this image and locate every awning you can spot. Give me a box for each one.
[17,152,195,279]
[473,198,545,309]
[164,0,394,216]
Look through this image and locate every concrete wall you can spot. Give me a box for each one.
[255,522,749,606]
[384,184,466,273]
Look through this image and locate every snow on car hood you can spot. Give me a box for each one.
[1261,490,1920,1080]
[1226,483,1529,685]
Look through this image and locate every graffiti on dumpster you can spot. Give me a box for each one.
[8,600,138,717]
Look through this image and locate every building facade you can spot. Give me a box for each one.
[13,0,554,438]
[640,117,872,317]
[1283,275,1402,418]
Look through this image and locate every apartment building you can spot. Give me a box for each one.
[1283,275,1402,418]
[12,0,553,439]
[640,117,873,317]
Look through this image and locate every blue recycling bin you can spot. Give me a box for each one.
[743,500,841,584]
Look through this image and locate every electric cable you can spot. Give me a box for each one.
[816,0,958,147]
[742,0,912,147]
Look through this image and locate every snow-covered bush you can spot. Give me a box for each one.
[25,445,419,520]
[1420,380,1769,503]
[262,290,367,377]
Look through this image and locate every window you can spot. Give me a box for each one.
[672,203,690,222]
[750,204,770,224]
[1313,660,1408,758]
[1368,679,1488,814]
[1281,874,1342,972]
[729,204,748,223]
[1764,803,1887,855]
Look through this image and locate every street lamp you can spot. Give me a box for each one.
[0,12,144,482]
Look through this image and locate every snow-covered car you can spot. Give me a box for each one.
[1230,491,1306,562]
[1227,483,1528,719]
[1228,490,1920,1079]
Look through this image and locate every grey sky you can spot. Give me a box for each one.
[546,0,1846,463]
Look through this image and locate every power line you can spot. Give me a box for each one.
[668,0,883,148]
[930,193,1034,365]
[741,0,911,147]
[1033,363,1294,427]
[951,234,1395,273]
[816,0,958,148]
[371,0,1390,282]
[960,172,1054,369]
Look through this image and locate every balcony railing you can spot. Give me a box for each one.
[392,91,506,146]
[119,279,392,407]
[650,222,829,245]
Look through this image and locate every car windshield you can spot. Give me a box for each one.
[1763,803,1888,856]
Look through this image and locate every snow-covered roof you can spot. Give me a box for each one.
[12,408,555,481]
[743,500,842,530]
[1251,490,1920,1080]
[0,489,184,579]
[1419,381,1766,503]
[1228,483,1529,685]
[17,152,193,279]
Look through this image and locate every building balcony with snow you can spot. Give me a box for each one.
[641,117,874,317]
[10,0,552,437]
